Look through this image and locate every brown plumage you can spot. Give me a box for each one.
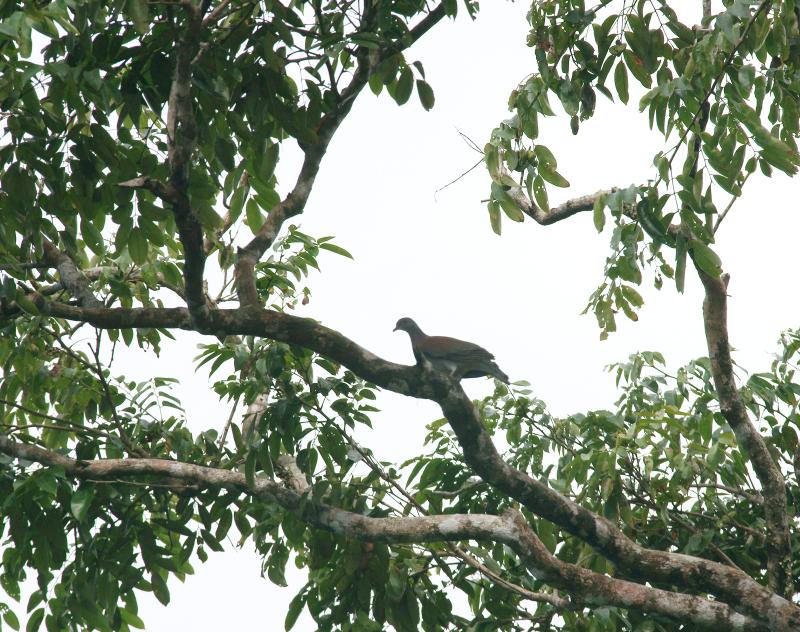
[393,317,509,383]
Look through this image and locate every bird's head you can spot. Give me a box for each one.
[393,317,419,333]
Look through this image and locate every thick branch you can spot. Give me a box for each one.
[41,239,102,308]
[503,511,767,631]
[0,437,770,631]
[166,16,207,318]
[12,298,800,629]
[697,269,792,596]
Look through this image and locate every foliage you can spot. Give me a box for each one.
[0,1,798,632]
[485,0,800,337]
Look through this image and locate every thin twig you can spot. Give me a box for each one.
[435,158,483,196]
[713,171,751,232]
[217,396,241,452]
[90,332,148,457]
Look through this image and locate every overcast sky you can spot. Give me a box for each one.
[18,1,800,629]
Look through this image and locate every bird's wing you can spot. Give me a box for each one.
[418,336,496,362]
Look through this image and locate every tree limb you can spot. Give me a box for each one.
[41,239,103,309]
[14,297,800,629]
[503,510,768,632]
[507,186,614,225]
[0,436,773,631]
[234,3,450,307]
[696,268,793,596]
[166,13,207,319]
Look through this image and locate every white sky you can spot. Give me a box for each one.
[13,1,800,629]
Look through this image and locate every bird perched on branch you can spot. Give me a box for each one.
[393,317,509,383]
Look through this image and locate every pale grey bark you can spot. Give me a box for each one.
[0,435,773,631]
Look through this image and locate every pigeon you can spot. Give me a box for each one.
[393,317,509,383]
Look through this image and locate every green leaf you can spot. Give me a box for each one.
[620,284,643,308]
[214,137,236,171]
[118,608,145,629]
[539,164,570,188]
[416,80,434,111]
[268,562,288,587]
[593,195,606,232]
[229,186,247,222]
[690,239,722,277]
[487,200,501,235]
[3,609,20,631]
[128,227,149,265]
[319,242,354,259]
[557,79,579,116]
[151,572,170,605]
[245,199,265,233]
[622,50,652,87]
[258,440,275,478]
[656,155,670,182]
[532,175,549,212]
[285,591,307,631]
[498,193,524,222]
[394,67,413,106]
[484,144,500,177]
[0,11,24,39]
[81,218,105,255]
[70,487,94,522]
[2,275,16,300]
[257,143,280,182]
[614,59,629,104]
[368,72,383,96]
[245,450,257,488]
[125,0,149,35]
[675,233,687,293]
[533,145,557,170]
[16,293,40,315]
[699,413,712,444]
[26,609,44,632]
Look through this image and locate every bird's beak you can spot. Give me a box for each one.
[392,326,398,332]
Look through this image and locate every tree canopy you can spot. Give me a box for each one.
[1,1,799,631]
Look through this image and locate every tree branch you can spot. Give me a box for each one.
[201,0,236,28]
[8,297,800,628]
[0,436,772,631]
[507,186,614,225]
[166,13,207,319]
[41,239,103,308]
[503,510,768,632]
[233,3,450,307]
[696,269,793,596]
